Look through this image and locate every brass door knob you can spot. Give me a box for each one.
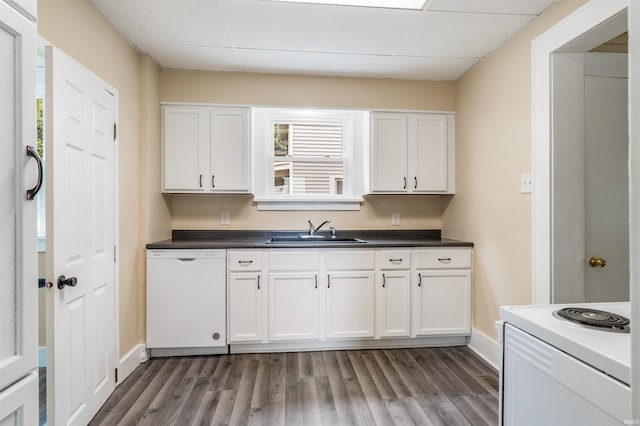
[588,257,607,268]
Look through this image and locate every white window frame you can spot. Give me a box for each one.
[252,107,368,210]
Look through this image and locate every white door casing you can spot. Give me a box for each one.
[531,0,629,304]
[45,46,118,426]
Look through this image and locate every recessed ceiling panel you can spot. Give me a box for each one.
[91,0,231,47]
[235,48,390,77]
[399,12,534,58]
[218,0,422,55]
[428,0,555,15]
[137,43,240,72]
[383,56,479,80]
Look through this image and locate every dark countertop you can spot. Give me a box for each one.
[146,230,474,250]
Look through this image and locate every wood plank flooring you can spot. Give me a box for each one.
[89,346,499,426]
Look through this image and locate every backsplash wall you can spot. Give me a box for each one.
[171,194,443,231]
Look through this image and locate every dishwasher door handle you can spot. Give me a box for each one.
[177,258,196,262]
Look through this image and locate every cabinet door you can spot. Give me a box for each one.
[269,272,318,341]
[162,106,209,192]
[326,272,375,339]
[210,108,250,192]
[410,114,448,192]
[371,113,408,192]
[228,273,263,342]
[414,270,470,335]
[377,271,411,337]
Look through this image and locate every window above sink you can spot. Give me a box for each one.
[252,107,369,211]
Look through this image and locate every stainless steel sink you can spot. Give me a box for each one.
[266,236,365,244]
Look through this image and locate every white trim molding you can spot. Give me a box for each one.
[531,0,629,304]
[468,328,500,371]
[117,343,147,385]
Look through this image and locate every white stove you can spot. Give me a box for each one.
[500,301,630,384]
[499,302,631,425]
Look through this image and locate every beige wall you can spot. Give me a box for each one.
[38,0,167,357]
[161,71,455,230]
[442,0,590,339]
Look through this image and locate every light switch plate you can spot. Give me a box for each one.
[391,213,400,226]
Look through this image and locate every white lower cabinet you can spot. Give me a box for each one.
[228,273,263,342]
[413,249,472,336]
[227,247,472,348]
[377,250,412,338]
[269,272,319,341]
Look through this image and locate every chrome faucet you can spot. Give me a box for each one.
[308,219,331,236]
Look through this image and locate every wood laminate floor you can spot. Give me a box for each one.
[89,346,499,426]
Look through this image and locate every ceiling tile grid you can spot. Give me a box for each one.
[91,0,557,81]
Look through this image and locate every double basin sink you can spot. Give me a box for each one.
[266,235,365,244]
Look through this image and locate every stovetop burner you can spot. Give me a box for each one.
[553,307,630,333]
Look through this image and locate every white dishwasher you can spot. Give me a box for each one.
[147,249,227,357]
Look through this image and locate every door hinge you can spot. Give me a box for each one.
[113,123,117,141]
[115,368,118,383]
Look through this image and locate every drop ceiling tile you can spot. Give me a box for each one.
[91,0,231,47]
[383,56,479,80]
[136,43,240,72]
[217,0,422,55]
[235,48,390,78]
[399,11,534,58]
[427,0,556,15]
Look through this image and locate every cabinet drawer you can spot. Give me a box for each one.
[326,250,375,270]
[414,249,471,269]
[229,251,263,271]
[379,250,411,269]
[269,251,320,271]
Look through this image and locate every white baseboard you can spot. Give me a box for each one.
[467,327,500,370]
[38,347,46,367]
[117,343,146,385]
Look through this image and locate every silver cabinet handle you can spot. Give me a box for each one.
[238,260,253,265]
[414,177,417,189]
[316,275,319,289]
[382,273,386,288]
[389,258,403,264]
[257,275,260,290]
[326,275,329,289]
[199,174,203,188]
[418,273,422,287]
[212,175,215,188]
[438,258,452,262]
[403,177,407,190]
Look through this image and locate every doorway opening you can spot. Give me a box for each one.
[531,1,629,304]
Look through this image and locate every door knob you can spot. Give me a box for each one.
[588,257,607,268]
[57,275,78,289]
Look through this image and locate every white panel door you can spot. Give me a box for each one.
[371,113,407,192]
[411,114,448,192]
[210,107,250,192]
[0,0,37,408]
[584,71,629,302]
[325,272,375,339]
[46,46,117,426]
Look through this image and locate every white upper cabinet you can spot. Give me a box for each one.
[162,105,250,193]
[371,112,455,194]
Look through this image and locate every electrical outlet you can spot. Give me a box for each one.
[521,173,533,194]
[391,213,400,226]
[220,211,230,225]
